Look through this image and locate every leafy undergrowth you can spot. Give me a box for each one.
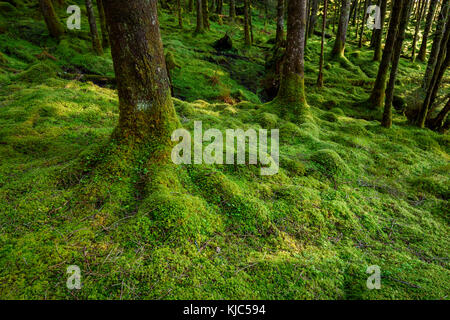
[0,2,449,299]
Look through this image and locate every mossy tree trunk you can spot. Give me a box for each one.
[317,0,328,88]
[275,0,285,46]
[416,20,450,127]
[372,0,387,61]
[411,0,427,61]
[331,0,351,58]
[102,0,179,143]
[244,0,251,46]
[417,0,438,62]
[202,0,210,30]
[382,0,413,128]
[368,0,403,109]
[423,0,449,90]
[427,98,450,131]
[275,0,308,119]
[96,0,109,48]
[39,0,64,39]
[196,0,205,33]
[85,0,103,55]
[229,0,236,20]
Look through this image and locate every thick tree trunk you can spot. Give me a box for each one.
[373,0,387,61]
[411,0,427,61]
[417,0,438,62]
[275,0,308,119]
[39,0,64,39]
[423,0,449,89]
[368,0,404,109]
[382,0,413,128]
[427,98,450,130]
[275,0,285,45]
[244,0,251,45]
[196,0,205,33]
[102,0,179,142]
[331,0,351,58]
[96,0,109,48]
[317,0,328,88]
[85,0,103,55]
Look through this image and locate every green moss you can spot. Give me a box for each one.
[310,149,348,177]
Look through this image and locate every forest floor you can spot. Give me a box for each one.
[0,2,449,299]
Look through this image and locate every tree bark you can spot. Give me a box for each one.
[358,0,369,48]
[85,0,103,55]
[372,0,387,60]
[411,0,427,61]
[317,0,328,88]
[39,0,64,39]
[331,0,351,58]
[96,0,109,48]
[229,0,236,19]
[177,0,183,28]
[216,0,223,14]
[417,0,438,62]
[382,0,413,128]
[308,0,319,37]
[275,0,285,46]
[102,0,179,142]
[368,0,404,109]
[423,0,449,89]
[275,0,308,118]
[244,0,251,45]
[196,0,205,33]
[202,0,210,30]
[427,98,450,130]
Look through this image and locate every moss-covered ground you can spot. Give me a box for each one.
[0,1,448,299]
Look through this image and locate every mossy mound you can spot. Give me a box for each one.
[310,149,348,177]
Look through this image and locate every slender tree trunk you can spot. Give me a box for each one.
[275,0,308,119]
[354,0,362,38]
[417,0,438,61]
[331,0,351,58]
[85,0,103,55]
[96,0,109,48]
[368,0,404,109]
[177,0,183,28]
[423,0,449,89]
[202,0,210,30]
[411,0,427,61]
[317,0,328,88]
[188,0,194,12]
[196,0,205,33]
[102,0,179,142]
[39,0,64,39]
[229,0,236,19]
[382,0,413,128]
[373,0,387,61]
[275,0,285,45]
[308,0,319,37]
[244,0,251,45]
[358,0,369,48]
[216,0,223,14]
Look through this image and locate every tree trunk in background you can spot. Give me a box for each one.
[275,0,308,118]
[382,0,413,128]
[85,0,103,55]
[331,0,351,58]
[317,0,328,88]
[358,0,369,48]
[202,0,210,30]
[96,0,109,48]
[244,0,251,45]
[368,0,403,109]
[216,0,223,14]
[177,0,183,28]
[417,0,438,61]
[423,0,449,89]
[229,0,236,19]
[411,0,427,61]
[373,0,387,61]
[102,0,179,142]
[308,0,319,37]
[39,0,64,39]
[354,0,362,38]
[275,0,285,45]
[196,0,205,33]
[188,0,194,12]
[417,19,450,127]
